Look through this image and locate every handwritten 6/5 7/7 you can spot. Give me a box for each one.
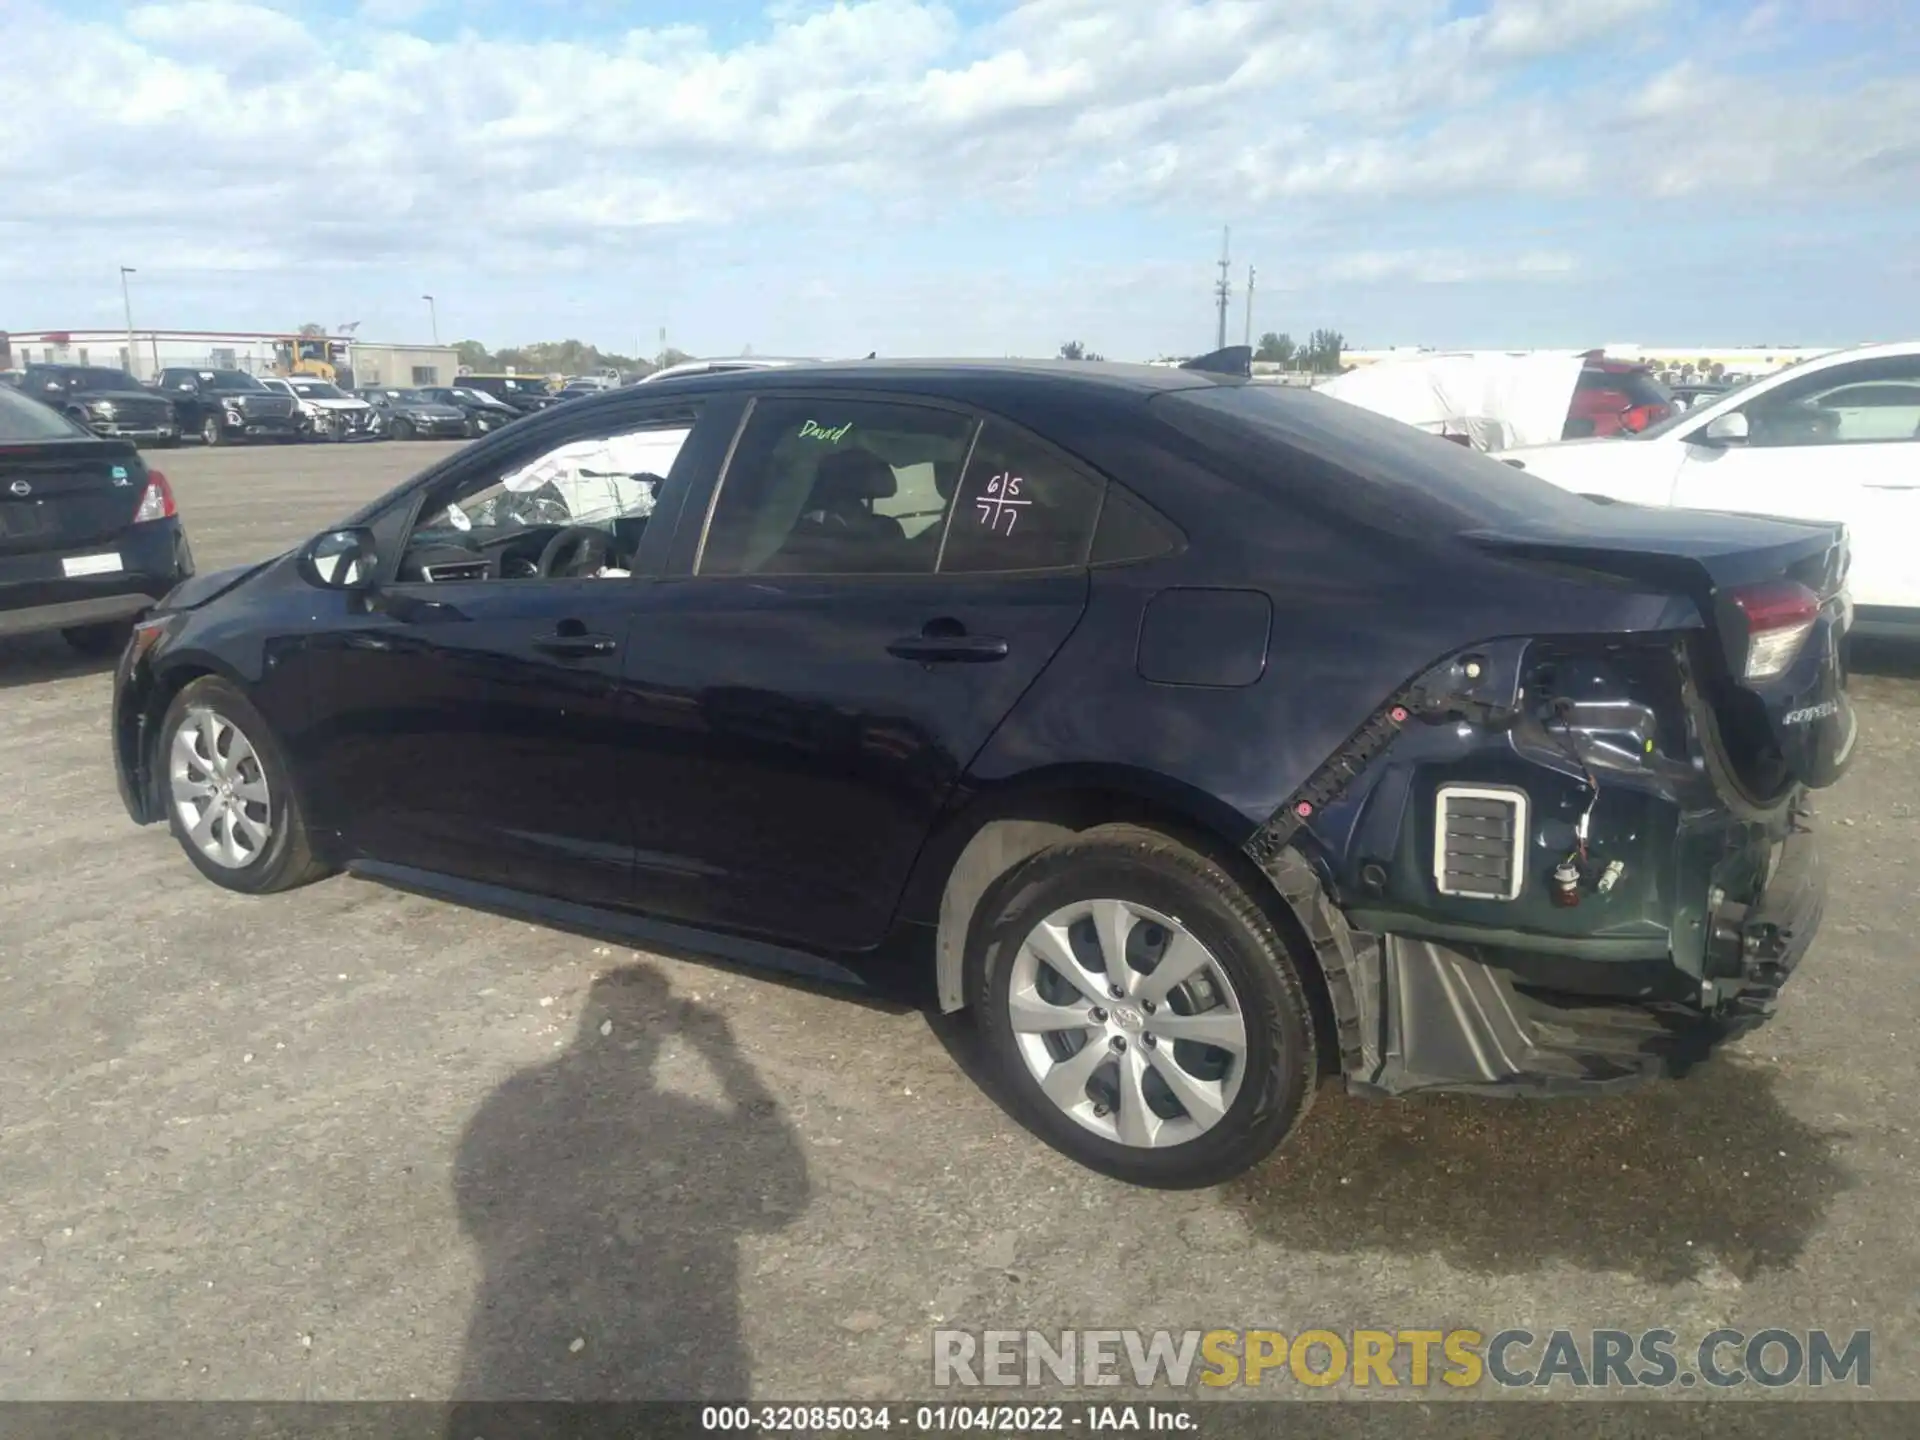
[976,472,1029,534]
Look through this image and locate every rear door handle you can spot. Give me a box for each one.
[532,632,618,658]
[887,634,1009,663]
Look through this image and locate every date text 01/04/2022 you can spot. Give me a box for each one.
[699,1403,1198,1432]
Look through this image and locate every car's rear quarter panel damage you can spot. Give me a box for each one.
[1241,631,1829,1097]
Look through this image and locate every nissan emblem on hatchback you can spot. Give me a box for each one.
[8,480,30,497]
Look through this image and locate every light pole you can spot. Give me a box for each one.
[422,294,439,344]
[120,267,138,378]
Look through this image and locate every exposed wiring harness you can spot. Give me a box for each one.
[1551,710,1601,867]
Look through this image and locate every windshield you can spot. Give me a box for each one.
[203,371,268,392]
[0,385,91,440]
[68,368,136,391]
[454,388,507,406]
[290,381,348,399]
[1634,365,1804,440]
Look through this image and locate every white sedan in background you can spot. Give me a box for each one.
[260,375,383,441]
[1497,341,1920,638]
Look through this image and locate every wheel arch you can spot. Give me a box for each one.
[914,769,1342,1070]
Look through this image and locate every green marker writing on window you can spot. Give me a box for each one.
[799,419,852,442]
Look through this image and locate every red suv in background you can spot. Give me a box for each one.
[1564,353,1674,438]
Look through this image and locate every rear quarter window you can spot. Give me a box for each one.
[0,385,89,440]
[1156,383,1605,536]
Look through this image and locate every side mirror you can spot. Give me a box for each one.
[1701,412,1748,446]
[301,527,379,591]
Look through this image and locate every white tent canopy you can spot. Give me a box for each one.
[1317,351,1585,451]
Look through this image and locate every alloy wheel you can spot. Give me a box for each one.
[1007,899,1248,1149]
[169,707,273,869]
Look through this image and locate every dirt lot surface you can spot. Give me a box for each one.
[2,440,1917,1414]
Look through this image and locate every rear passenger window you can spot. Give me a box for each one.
[698,398,979,576]
[938,422,1103,573]
[1090,483,1180,565]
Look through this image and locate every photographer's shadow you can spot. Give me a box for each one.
[449,964,808,1406]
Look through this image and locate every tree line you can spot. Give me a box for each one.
[452,338,688,376]
[1058,331,1347,372]
[1254,329,1346,372]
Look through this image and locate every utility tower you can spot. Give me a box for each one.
[1244,265,1256,348]
[1214,227,1232,351]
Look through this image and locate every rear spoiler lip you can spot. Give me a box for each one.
[1461,519,1848,599]
[1180,346,1253,378]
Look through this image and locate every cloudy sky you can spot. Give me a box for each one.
[2,0,1916,359]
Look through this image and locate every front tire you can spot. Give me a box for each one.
[390,417,414,441]
[158,677,331,894]
[971,825,1317,1189]
[201,414,224,447]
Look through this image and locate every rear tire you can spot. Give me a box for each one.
[157,676,332,894]
[971,824,1318,1189]
[61,620,132,657]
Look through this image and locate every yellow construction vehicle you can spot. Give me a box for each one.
[272,336,353,387]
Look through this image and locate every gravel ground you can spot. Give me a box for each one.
[1,440,1916,1413]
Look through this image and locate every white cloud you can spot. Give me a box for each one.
[1,0,1914,344]
[1322,249,1577,285]
[1473,0,1665,62]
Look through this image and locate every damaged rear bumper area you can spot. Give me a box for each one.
[1245,624,1840,1100]
[1264,818,1823,1098]
[1376,816,1817,1096]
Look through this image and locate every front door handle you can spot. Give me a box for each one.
[887,633,1009,663]
[532,632,618,658]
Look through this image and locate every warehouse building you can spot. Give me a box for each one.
[0,329,458,389]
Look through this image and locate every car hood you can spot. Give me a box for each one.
[1498,436,1629,460]
[400,404,466,419]
[1491,433,1690,503]
[74,388,168,405]
[160,553,284,612]
[211,391,295,410]
[303,397,373,412]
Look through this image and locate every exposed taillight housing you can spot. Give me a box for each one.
[133,469,176,523]
[1732,579,1821,681]
[1621,402,1670,433]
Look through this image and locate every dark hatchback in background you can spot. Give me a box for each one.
[1,385,192,655]
[16,364,181,447]
[453,372,559,415]
[413,385,523,436]
[111,359,1850,1187]
[353,388,473,439]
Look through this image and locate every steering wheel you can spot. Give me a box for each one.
[537,525,613,578]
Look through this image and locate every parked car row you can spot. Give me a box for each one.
[0,359,835,450]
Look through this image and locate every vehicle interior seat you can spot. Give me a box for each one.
[767,448,908,572]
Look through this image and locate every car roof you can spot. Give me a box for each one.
[629,357,1229,396]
